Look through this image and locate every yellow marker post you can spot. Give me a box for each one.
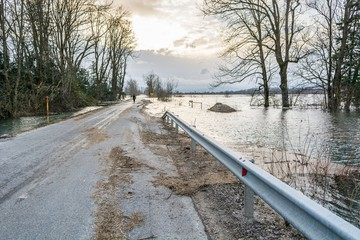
[45,96,49,123]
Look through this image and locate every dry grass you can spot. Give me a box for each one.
[153,171,236,196]
[142,125,239,196]
[93,147,144,240]
[237,133,360,227]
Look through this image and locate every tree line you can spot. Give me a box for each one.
[202,0,360,111]
[143,72,177,101]
[0,0,135,118]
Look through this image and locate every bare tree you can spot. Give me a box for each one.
[300,0,359,111]
[107,7,136,99]
[89,2,111,100]
[144,72,160,97]
[203,0,275,107]
[0,0,10,117]
[26,0,52,90]
[51,0,96,104]
[166,78,178,96]
[0,0,136,117]
[297,0,341,108]
[125,78,139,96]
[203,0,309,108]
[331,0,352,111]
[340,0,360,111]
[7,0,27,117]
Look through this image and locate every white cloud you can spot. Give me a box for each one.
[126,50,216,91]
[120,0,224,58]
[118,0,246,92]
[126,50,257,92]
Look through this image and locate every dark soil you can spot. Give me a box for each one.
[208,103,237,113]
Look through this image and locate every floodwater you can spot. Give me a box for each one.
[147,94,360,165]
[145,94,360,227]
[0,106,102,136]
[0,113,73,136]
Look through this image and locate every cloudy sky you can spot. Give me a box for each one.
[120,0,253,92]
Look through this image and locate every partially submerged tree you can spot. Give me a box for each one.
[203,0,275,107]
[299,0,360,111]
[297,0,341,108]
[203,0,309,108]
[334,0,360,111]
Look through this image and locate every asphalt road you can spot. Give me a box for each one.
[0,99,207,239]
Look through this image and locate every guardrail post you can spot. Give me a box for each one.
[175,123,179,133]
[244,159,255,219]
[191,138,196,154]
[244,184,254,219]
[171,119,174,128]
[159,112,360,239]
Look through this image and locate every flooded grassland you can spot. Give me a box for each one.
[144,94,360,227]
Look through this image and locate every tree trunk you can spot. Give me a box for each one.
[1,0,10,116]
[331,0,352,111]
[264,79,269,107]
[12,0,25,117]
[279,65,290,108]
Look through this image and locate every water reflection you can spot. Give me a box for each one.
[0,113,73,136]
[236,104,360,227]
[183,95,360,227]
[240,107,360,166]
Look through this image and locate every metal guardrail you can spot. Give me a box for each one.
[162,111,360,240]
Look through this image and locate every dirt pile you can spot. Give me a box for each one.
[208,102,237,113]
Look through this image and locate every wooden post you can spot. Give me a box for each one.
[45,96,50,123]
[45,96,49,116]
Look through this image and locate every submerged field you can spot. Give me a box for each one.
[144,94,360,227]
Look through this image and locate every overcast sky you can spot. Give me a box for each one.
[120,0,253,92]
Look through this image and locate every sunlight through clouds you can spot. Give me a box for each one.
[119,0,246,92]
[131,15,187,52]
[121,0,224,58]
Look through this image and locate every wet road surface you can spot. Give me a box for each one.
[0,99,207,239]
